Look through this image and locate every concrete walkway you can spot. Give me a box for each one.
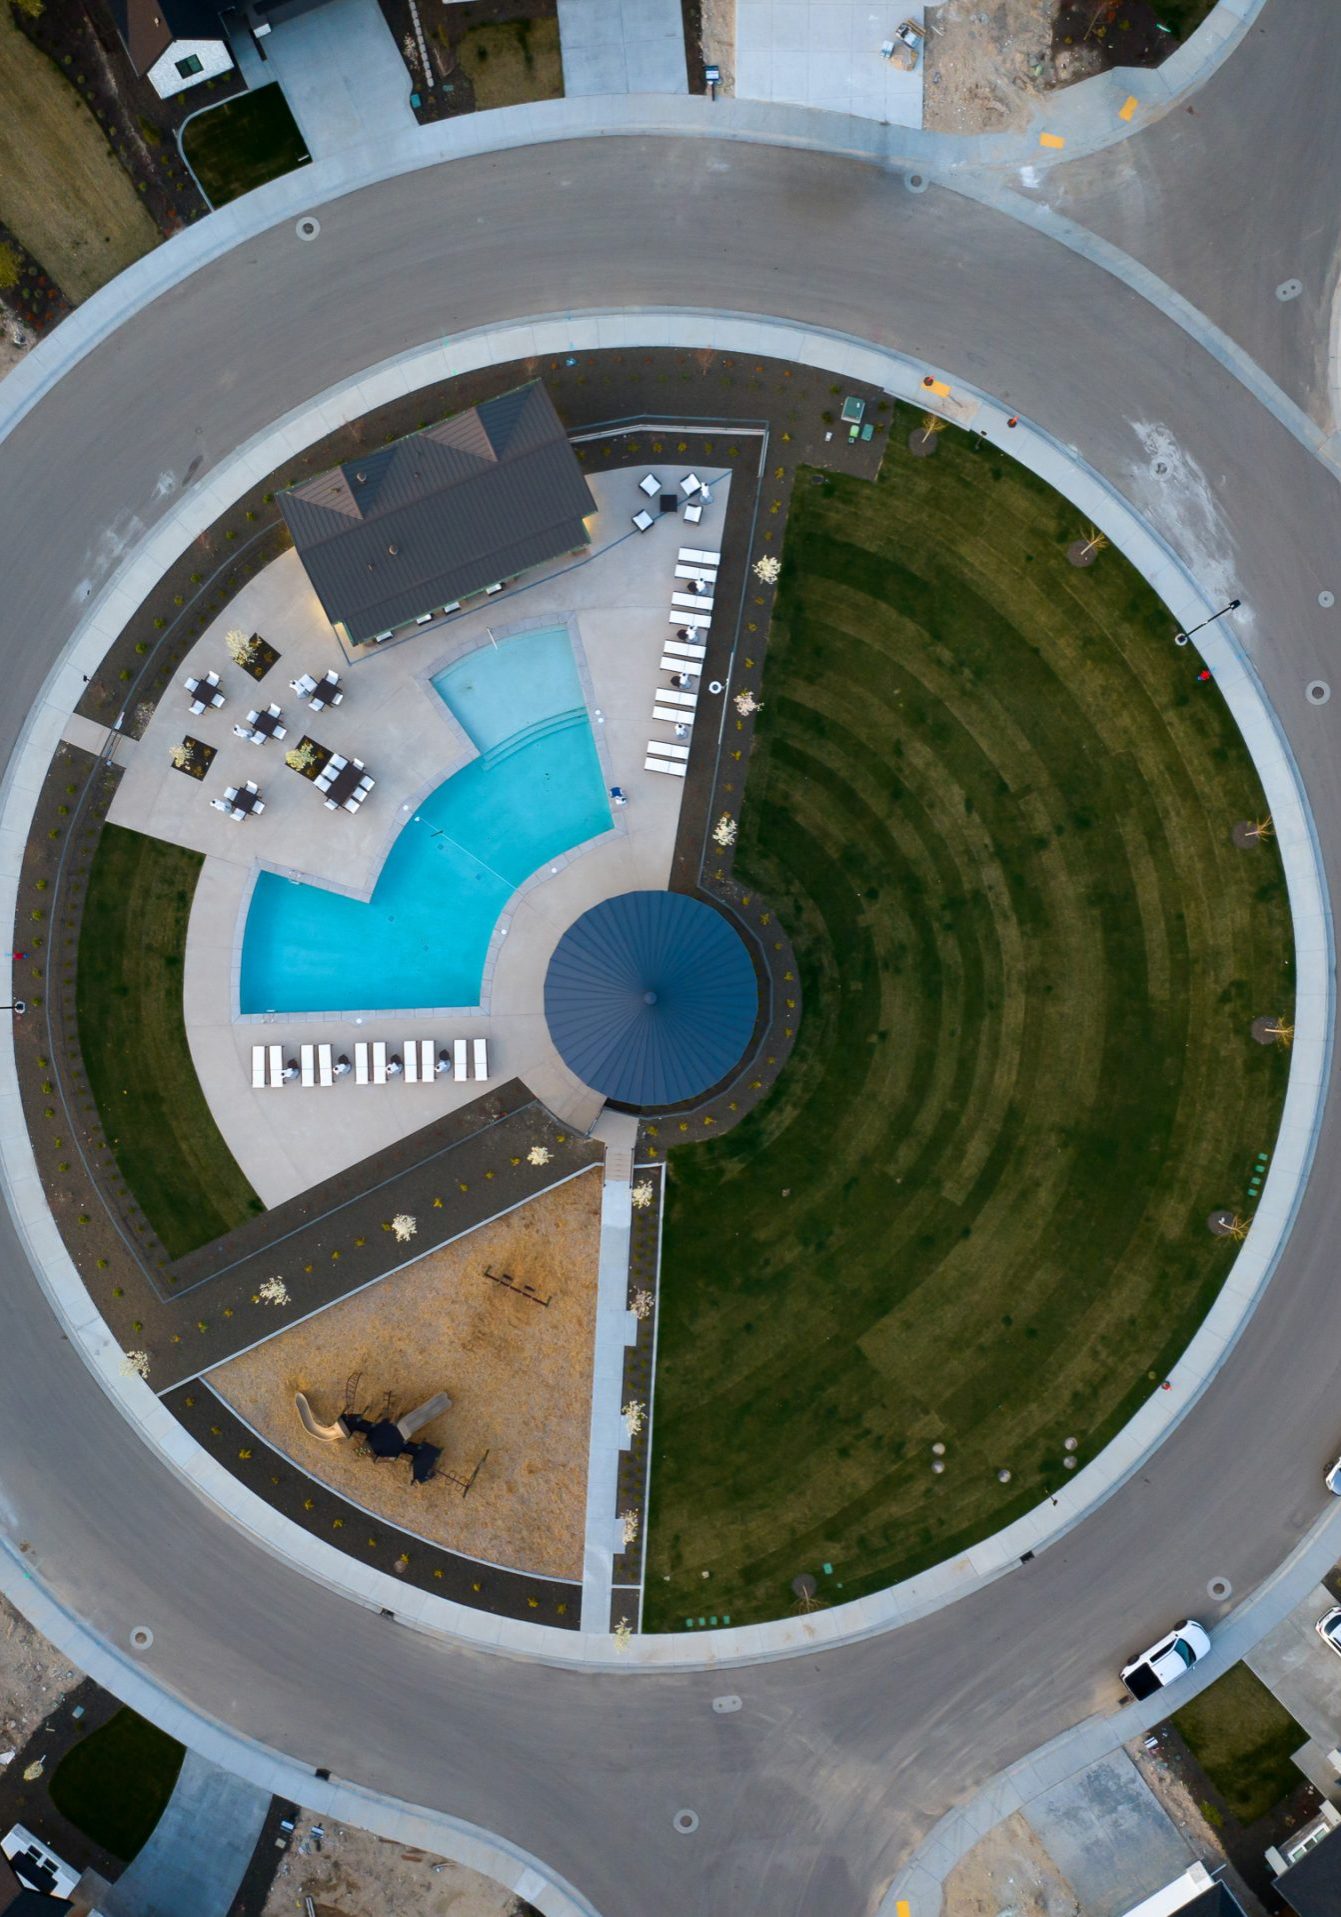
[580,1110,640,1630]
[261,0,416,158]
[99,1750,270,1917]
[558,0,687,95]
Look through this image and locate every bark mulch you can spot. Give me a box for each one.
[168,1382,581,1625]
[0,219,73,337]
[225,1795,297,1917]
[606,1166,662,1630]
[375,0,559,125]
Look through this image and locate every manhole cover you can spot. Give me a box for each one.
[1276,278,1303,302]
[712,1695,742,1714]
[1151,460,1169,477]
[295,216,321,242]
[1320,591,1335,608]
[708,680,724,695]
[129,1625,154,1653]
[1307,679,1331,705]
[673,1809,700,1835]
[905,172,928,194]
[1207,1575,1232,1601]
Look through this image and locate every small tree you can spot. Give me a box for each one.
[169,741,192,770]
[391,1213,417,1243]
[1246,815,1274,842]
[733,688,762,718]
[623,1400,646,1439]
[712,814,737,849]
[285,741,318,773]
[120,1349,151,1380]
[630,1178,654,1209]
[753,555,781,585]
[619,1509,639,1549]
[1077,527,1109,560]
[630,1288,654,1320]
[612,1616,634,1653]
[1224,1213,1252,1242]
[527,1144,551,1167]
[1264,1018,1294,1049]
[258,1276,290,1306]
[915,412,947,452]
[226,628,258,668]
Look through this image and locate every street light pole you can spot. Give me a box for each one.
[1174,598,1241,646]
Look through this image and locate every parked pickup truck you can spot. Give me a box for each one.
[1120,1620,1211,1699]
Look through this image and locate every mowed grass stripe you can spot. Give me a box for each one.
[644,417,1291,1627]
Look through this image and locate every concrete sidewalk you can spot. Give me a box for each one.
[99,1750,270,1917]
[558,0,687,95]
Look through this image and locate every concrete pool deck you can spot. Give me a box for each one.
[109,466,730,1205]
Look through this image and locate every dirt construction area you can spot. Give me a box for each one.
[923,0,1056,133]
[209,1169,602,1579]
[264,1812,521,1917]
[942,1813,1079,1917]
[0,1598,81,1761]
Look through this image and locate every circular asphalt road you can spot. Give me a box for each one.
[4,49,1341,1917]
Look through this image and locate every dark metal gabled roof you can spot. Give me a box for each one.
[280,383,595,644]
[107,0,223,69]
[544,892,758,1110]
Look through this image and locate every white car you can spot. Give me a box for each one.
[1120,1620,1211,1700]
[1316,1607,1341,1657]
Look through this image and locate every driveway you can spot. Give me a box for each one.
[735,0,923,122]
[260,0,416,157]
[557,0,687,94]
[99,1752,270,1917]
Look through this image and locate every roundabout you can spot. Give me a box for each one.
[1,10,1340,1910]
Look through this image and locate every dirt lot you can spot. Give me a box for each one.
[0,1597,82,1762]
[209,1169,603,1579]
[942,1812,1079,1917]
[264,1812,522,1917]
[0,4,159,302]
[923,0,1055,134]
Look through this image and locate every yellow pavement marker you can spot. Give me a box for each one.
[1119,95,1138,121]
[1039,131,1066,149]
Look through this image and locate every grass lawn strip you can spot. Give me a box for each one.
[77,824,260,1260]
[1173,1665,1307,1827]
[0,4,158,300]
[49,1707,183,1862]
[644,413,1292,1630]
[182,84,310,207]
[457,17,562,108]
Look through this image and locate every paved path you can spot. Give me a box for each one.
[1,5,1341,1915]
[99,1751,270,1917]
[261,0,416,157]
[557,0,686,94]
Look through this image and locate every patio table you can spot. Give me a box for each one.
[324,760,366,807]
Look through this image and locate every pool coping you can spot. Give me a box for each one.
[0,309,1328,1671]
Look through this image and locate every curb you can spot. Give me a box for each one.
[0,308,1327,1672]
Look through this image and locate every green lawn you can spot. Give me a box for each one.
[77,825,260,1258]
[182,84,310,208]
[643,411,1293,1630]
[49,1708,184,1861]
[1174,1664,1305,1825]
[458,18,564,110]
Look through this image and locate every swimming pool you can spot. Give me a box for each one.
[239,629,610,1014]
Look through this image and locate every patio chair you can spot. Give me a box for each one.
[252,800,266,815]
[268,1043,284,1088]
[300,1044,316,1088]
[247,710,260,727]
[632,510,655,533]
[473,1037,488,1081]
[396,1391,451,1441]
[318,1043,334,1088]
[647,740,690,761]
[272,723,287,741]
[654,705,692,725]
[645,757,687,777]
[679,547,722,566]
[189,699,206,716]
[355,1041,370,1086]
[404,1042,419,1084]
[324,799,338,811]
[224,785,239,802]
[672,592,713,612]
[681,473,702,497]
[683,502,704,526]
[372,1040,387,1085]
[419,1038,435,1080]
[453,1037,468,1082]
[251,1046,267,1089]
[209,689,225,709]
[638,473,661,498]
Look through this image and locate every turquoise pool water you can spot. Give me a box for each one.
[240,629,609,1014]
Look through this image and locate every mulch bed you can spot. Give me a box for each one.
[12,0,233,239]
[1053,1,1177,73]
[679,0,707,92]
[606,1170,662,1629]
[171,736,215,780]
[0,1677,127,1886]
[1150,1719,1323,1907]
[225,1795,297,1917]
[236,636,281,683]
[0,219,73,337]
[376,0,559,124]
[167,1382,581,1625]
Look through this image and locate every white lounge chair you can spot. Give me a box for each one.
[404,1043,419,1085]
[660,656,701,676]
[674,566,717,586]
[668,610,712,630]
[419,1038,435,1080]
[251,1046,267,1089]
[647,740,690,760]
[355,1041,370,1086]
[300,1044,316,1088]
[666,640,708,659]
[372,1040,387,1086]
[679,547,722,565]
[659,688,698,708]
[454,1038,468,1082]
[653,705,693,725]
[473,1037,488,1081]
[671,592,714,612]
[268,1043,284,1088]
[318,1043,334,1088]
[645,757,687,777]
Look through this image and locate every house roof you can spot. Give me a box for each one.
[106,0,222,68]
[279,383,595,643]
[1277,1827,1341,1917]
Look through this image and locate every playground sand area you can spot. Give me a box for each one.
[208,1168,602,1579]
